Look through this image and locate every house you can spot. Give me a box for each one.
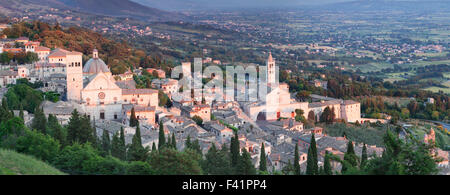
[146,68,166,78]
[0,70,18,87]
[181,104,211,122]
[151,78,178,97]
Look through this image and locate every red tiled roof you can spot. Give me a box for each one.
[122,88,158,95]
[35,46,50,52]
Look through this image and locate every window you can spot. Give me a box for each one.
[114,114,117,119]
[100,112,105,119]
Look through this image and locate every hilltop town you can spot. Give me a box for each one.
[0,26,448,175]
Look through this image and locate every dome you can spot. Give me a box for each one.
[83,58,110,74]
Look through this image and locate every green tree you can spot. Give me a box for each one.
[129,107,138,127]
[259,142,267,172]
[202,144,233,175]
[19,104,24,120]
[128,125,148,161]
[171,133,176,149]
[31,106,46,134]
[126,161,154,175]
[294,143,301,175]
[236,148,256,175]
[342,141,358,174]
[192,115,203,126]
[158,122,165,149]
[306,133,319,175]
[230,130,240,166]
[149,148,203,175]
[323,151,332,175]
[111,132,121,159]
[47,114,65,146]
[361,143,368,168]
[101,130,111,156]
[16,129,60,162]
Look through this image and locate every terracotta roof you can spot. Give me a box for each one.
[0,70,18,77]
[48,48,82,58]
[123,104,156,112]
[35,46,50,52]
[16,37,29,41]
[342,100,359,105]
[122,88,158,95]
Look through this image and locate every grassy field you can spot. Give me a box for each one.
[323,123,387,147]
[423,80,450,94]
[0,149,65,175]
[405,120,450,150]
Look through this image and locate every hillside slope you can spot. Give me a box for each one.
[0,0,184,22]
[0,149,65,175]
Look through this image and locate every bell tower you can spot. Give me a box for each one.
[66,51,83,102]
[266,52,276,85]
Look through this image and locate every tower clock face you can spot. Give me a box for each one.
[98,92,106,99]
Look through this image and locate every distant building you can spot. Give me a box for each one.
[181,104,211,122]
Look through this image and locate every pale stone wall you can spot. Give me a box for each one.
[37,51,49,62]
[125,109,156,125]
[84,103,123,121]
[122,92,158,107]
[66,53,83,102]
[341,103,361,123]
[82,73,122,106]
[18,67,28,78]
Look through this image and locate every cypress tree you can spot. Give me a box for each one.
[294,143,301,175]
[185,135,192,149]
[31,106,47,134]
[324,151,332,175]
[119,127,126,160]
[101,129,111,155]
[361,143,368,168]
[171,133,176,149]
[191,139,202,155]
[342,141,358,173]
[129,107,138,127]
[111,132,121,159]
[237,148,256,175]
[308,133,318,175]
[48,114,65,146]
[19,104,24,120]
[158,122,165,149]
[152,142,157,152]
[135,125,142,145]
[67,109,81,144]
[259,142,267,172]
[306,147,314,175]
[230,131,240,166]
[128,132,149,162]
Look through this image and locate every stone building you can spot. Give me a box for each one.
[62,49,159,125]
[243,53,361,123]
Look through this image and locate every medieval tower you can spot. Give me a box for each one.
[266,52,276,85]
[66,49,84,102]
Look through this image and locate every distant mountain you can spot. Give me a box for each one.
[0,0,184,22]
[320,0,450,12]
[130,0,352,11]
[131,0,450,11]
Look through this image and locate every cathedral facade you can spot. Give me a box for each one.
[64,49,158,125]
[243,52,361,123]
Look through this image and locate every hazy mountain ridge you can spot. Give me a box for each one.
[321,0,450,12]
[131,0,450,11]
[0,0,184,22]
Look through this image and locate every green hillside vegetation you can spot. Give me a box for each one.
[0,149,65,175]
[1,21,172,74]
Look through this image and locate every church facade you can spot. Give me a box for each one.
[243,52,361,123]
[63,49,158,125]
